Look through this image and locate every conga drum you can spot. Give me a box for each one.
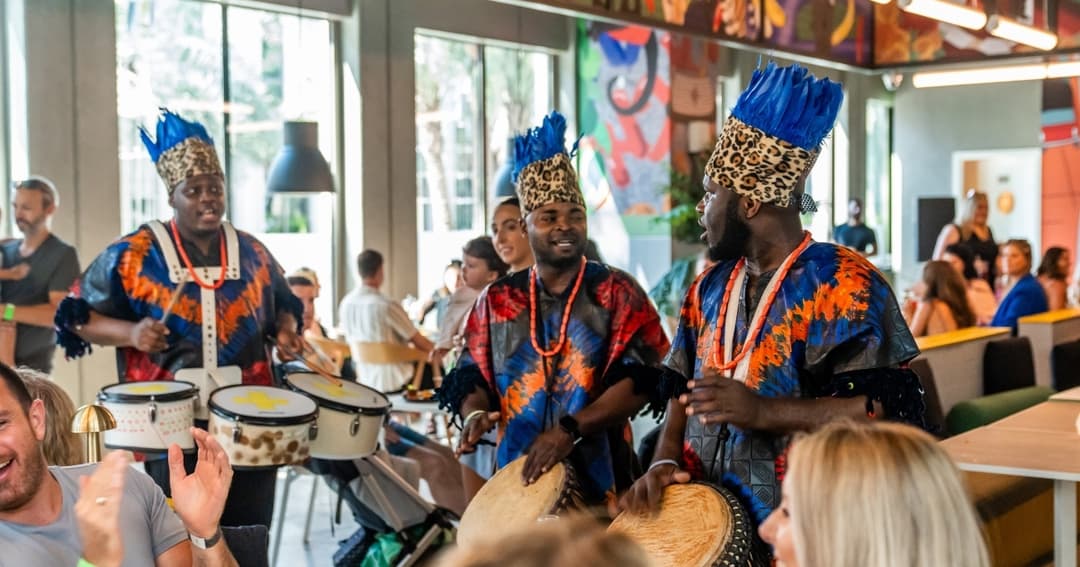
[608,483,754,567]
[456,456,584,547]
[207,385,318,469]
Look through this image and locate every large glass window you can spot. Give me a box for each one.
[116,0,339,320]
[414,33,553,319]
[866,99,893,259]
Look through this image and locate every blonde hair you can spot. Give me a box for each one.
[957,190,988,236]
[18,367,83,466]
[436,516,653,567]
[787,421,989,567]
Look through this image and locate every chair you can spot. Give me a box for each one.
[1051,339,1080,391]
[305,335,351,375]
[982,337,1036,395]
[352,342,450,444]
[908,358,946,437]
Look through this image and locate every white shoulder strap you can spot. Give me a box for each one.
[147,220,185,284]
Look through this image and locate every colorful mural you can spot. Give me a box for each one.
[875,0,1080,65]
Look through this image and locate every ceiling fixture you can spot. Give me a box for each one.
[896,0,988,30]
[986,15,1059,50]
[911,61,1080,88]
[266,121,336,194]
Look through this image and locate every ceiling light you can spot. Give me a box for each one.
[1048,61,1080,78]
[897,0,988,30]
[986,15,1059,51]
[912,63,1048,87]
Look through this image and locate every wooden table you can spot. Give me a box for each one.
[941,400,1080,567]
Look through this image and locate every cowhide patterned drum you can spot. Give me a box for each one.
[207,385,318,469]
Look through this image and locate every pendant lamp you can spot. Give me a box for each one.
[266,121,335,194]
[492,137,517,200]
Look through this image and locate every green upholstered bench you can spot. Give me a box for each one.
[945,386,1068,566]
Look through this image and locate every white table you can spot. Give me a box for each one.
[941,401,1080,567]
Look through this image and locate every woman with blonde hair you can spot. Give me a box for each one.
[933,190,997,287]
[903,260,976,337]
[18,366,83,465]
[759,421,989,567]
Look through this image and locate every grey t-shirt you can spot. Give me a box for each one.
[0,464,188,567]
[0,234,80,372]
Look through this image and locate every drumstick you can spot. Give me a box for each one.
[277,340,342,386]
[159,273,189,325]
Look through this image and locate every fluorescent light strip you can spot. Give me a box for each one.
[986,15,1059,51]
[897,0,988,30]
[912,61,1080,88]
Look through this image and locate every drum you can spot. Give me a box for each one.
[607,483,754,567]
[99,381,197,452]
[457,456,584,547]
[284,372,390,460]
[207,385,318,469]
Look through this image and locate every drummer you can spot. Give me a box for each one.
[55,109,304,528]
[619,62,925,563]
[436,111,670,510]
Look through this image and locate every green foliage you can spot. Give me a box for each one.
[656,169,704,245]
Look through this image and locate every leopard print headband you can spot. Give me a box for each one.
[154,138,224,193]
[705,116,818,211]
[515,153,585,215]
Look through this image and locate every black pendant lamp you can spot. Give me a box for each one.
[492,137,517,200]
[266,121,335,194]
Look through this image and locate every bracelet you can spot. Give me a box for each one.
[648,458,681,473]
[77,559,97,567]
[3,303,14,322]
[462,410,486,428]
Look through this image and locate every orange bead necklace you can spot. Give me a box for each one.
[169,219,228,291]
[712,232,813,372]
[529,257,587,358]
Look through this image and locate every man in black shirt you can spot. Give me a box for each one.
[1,177,79,372]
[833,197,878,257]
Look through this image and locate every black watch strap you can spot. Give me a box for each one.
[558,414,582,441]
[190,527,223,550]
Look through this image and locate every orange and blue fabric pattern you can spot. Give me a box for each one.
[437,262,670,502]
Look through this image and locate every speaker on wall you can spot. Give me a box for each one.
[918,198,956,262]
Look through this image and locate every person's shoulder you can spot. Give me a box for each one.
[802,241,886,286]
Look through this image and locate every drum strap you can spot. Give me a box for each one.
[147,220,241,368]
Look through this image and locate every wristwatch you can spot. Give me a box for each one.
[558,414,583,442]
[189,527,223,550]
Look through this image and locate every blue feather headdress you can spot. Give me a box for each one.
[139,109,223,192]
[705,62,844,212]
[510,111,584,215]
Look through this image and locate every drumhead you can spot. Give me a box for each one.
[208,385,317,426]
[608,483,753,567]
[285,372,390,415]
[458,456,571,546]
[99,380,198,403]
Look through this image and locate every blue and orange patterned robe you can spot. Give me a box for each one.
[437,262,670,502]
[56,225,301,385]
[665,242,923,525]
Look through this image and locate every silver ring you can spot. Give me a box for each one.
[95,496,107,506]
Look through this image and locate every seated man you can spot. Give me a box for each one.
[339,249,433,393]
[0,364,238,566]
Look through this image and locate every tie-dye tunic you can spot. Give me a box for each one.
[56,224,301,385]
[665,242,923,525]
[436,262,670,501]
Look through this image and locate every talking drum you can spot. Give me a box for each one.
[457,456,584,547]
[284,372,390,460]
[208,385,318,469]
[99,381,196,452]
[608,483,754,567]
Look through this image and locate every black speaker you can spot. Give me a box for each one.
[918,198,956,261]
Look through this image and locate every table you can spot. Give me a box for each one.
[387,393,453,445]
[940,400,1080,567]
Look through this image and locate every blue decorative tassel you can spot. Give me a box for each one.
[54,297,93,359]
[731,62,844,151]
[139,109,216,164]
[511,111,579,182]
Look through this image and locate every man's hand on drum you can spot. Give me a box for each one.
[618,459,691,516]
[275,311,304,362]
[457,411,500,457]
[169,427,233,541]
[75,451,130,567]
[130,317,169,352]
[522,427,575,486]
[679,366,763,430]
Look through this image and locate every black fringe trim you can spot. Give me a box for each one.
[434,365,493,427]
[54,297,93,359]
[636,367,691,422]
[603,361,669,422]
[825,367,928,431]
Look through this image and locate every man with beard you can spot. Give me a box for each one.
[0,177,80,373]
[619,63,924,564]
[436,111,670,510]
[55,110,304,529]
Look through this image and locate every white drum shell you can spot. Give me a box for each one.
[100,387,195,452]
[308,407,383,459]
[208,413,314,469]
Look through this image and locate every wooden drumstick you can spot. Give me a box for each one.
[159,273,189,325]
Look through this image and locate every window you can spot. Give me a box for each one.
[866,99,893,258]
[116,0,340,321]
[414,33,553,315]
